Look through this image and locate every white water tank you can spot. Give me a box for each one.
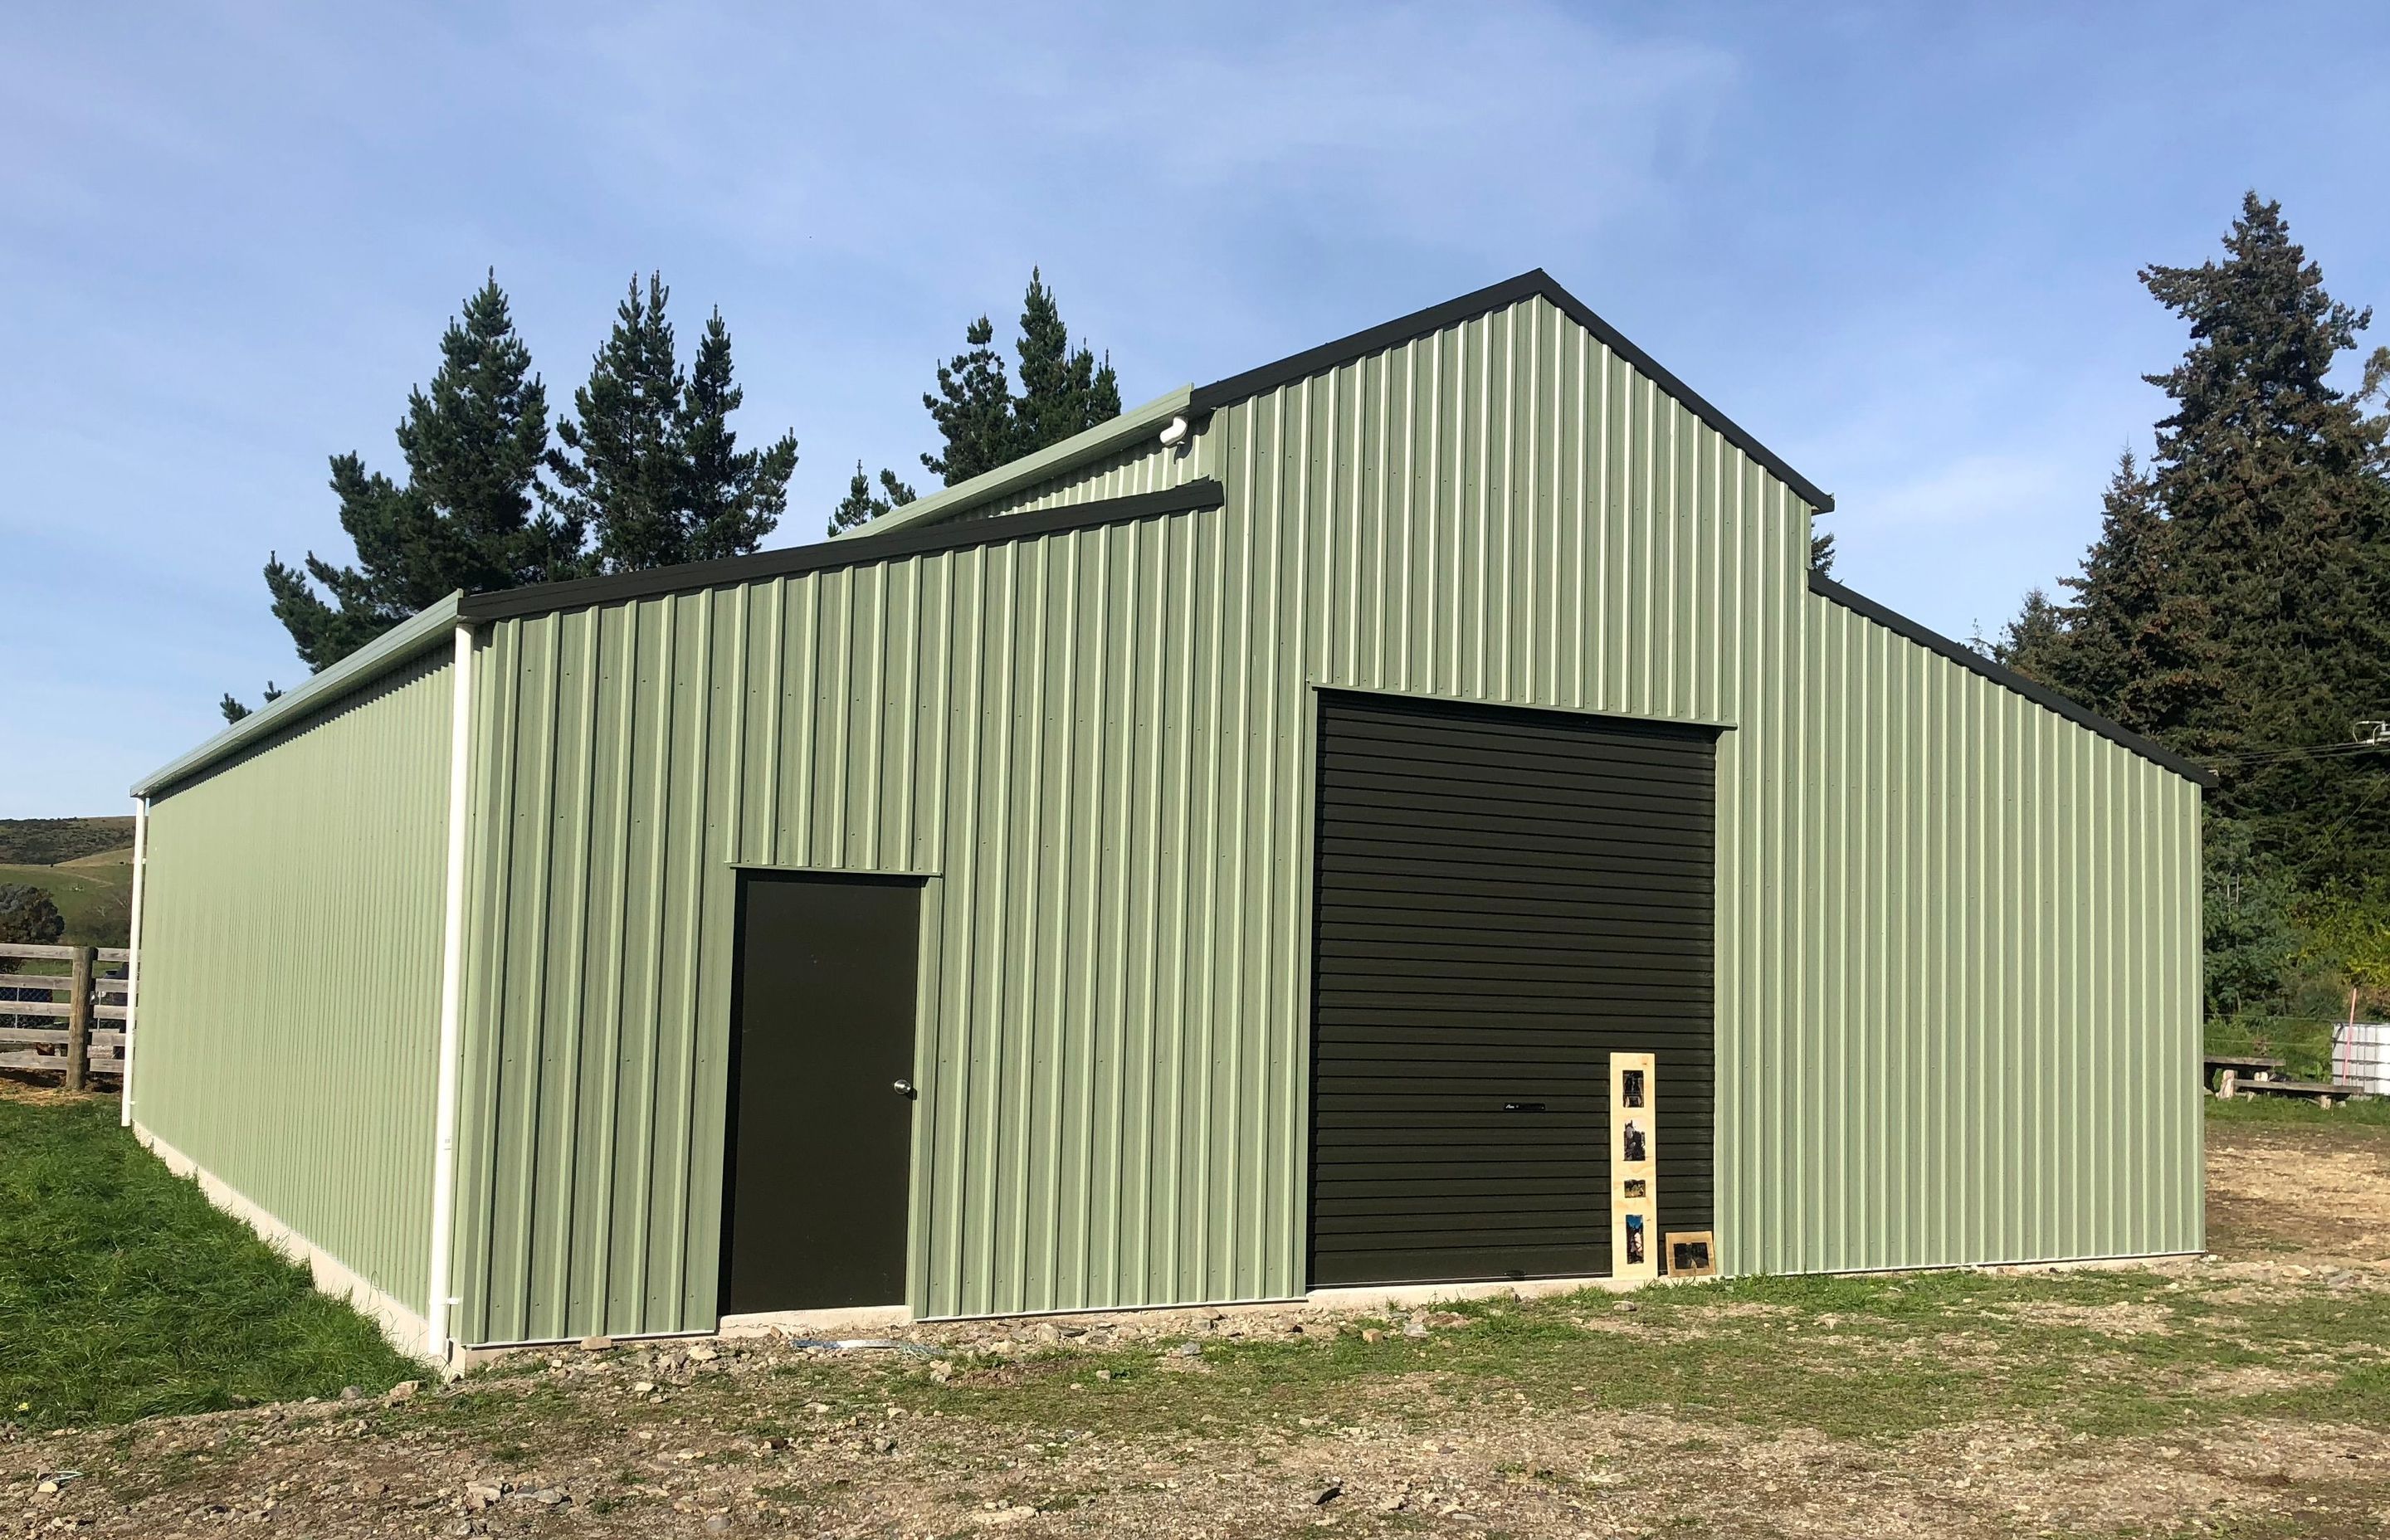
[2329,1022,2390,1094]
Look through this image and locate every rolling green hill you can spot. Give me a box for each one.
[0,818,134,867]
[0,821,137,950]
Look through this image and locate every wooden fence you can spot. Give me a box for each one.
[0,943,129,1090]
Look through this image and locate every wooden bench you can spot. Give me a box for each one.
[2217,1071,2368,1107]
[2206,1054,2285,1093]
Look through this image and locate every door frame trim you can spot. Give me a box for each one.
[717,867,932,1318]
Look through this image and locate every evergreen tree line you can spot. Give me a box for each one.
[232,268,1120,718]
[1992,194,2390,1022]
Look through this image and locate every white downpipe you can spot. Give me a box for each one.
[425,622,476,1361]
[119,797,149,1127]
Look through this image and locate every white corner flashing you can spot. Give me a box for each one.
[424,621,476,1362]
[119,797,149,1128]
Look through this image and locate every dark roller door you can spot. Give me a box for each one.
[1309,692,1715,1287]
[720,872,922,1313]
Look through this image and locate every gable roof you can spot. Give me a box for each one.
[1187,269,1833,514]
[478,266,1839,620]
[869,268,1833,539]
[137,272,1897,797]
[438,268,1834,623]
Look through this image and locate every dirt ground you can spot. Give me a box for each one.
[9,1107,2390,1538]
[2208,1117,2390,1268]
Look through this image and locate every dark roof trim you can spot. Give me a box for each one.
[458,480,1228,623]
[1808,573,2217,788]
[1189,269,1835,514]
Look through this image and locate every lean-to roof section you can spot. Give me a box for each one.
[835,386,1197,539]
[131,592,465,799]
[1808,573,2217,788]
[456,480,1227,623]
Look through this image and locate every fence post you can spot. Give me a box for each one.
[66,947,92,1093]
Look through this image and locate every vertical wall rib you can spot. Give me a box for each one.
[139,653,453,1316]
[453,294,2203,1341]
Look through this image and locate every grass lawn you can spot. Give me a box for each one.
[848,1262,2390,1444]
[2209,1087,2390,1128]
[0,1087,417,1430]
[7,1091,2390,1535]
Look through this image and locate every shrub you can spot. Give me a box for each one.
[0,884,66,973]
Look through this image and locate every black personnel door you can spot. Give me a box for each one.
[720,871,922,1313]
[1308,692,1716,1287]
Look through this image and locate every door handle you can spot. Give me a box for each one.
[1502,1101,1547,1114]
[893,1079,916,1098]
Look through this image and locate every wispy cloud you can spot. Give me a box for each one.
[4,2,2388,813]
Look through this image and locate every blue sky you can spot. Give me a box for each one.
[6,2,2387,816]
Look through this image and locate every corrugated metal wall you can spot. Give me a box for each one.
[1713,592,2202,1275]
[451,292,2202,1342]
[135,652,453,1316]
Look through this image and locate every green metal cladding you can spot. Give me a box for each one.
[1740,592,2202,1272]
[132,649,456,1318]
[442,289,2202,1344]
[131,278,2202,1351]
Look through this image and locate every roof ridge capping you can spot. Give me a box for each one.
[1808,573,2218,788]
[1190,269,1835,514]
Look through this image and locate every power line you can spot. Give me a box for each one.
[2200,734,2390,769]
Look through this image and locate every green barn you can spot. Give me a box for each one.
[123,271,2212,1366]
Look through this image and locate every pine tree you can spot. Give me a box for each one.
[2007,451,2226,739]
[219,681,283,725]
[1995,194,2390,890]
[548,275,797,573]
[1012,268,1122,457]
[547,274,685,573]
[262,275,576,673]
[1992,587,2063,675]
[2137,194,2390,882]
[921,316,1014,485]
[1808,526,1836,576]
[919,270,1124,486]
[829,461,917,535]
[679,308,800,562]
